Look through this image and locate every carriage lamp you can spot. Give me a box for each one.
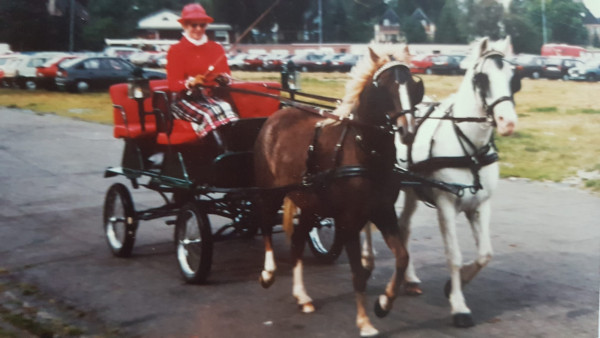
[128,68,151,131]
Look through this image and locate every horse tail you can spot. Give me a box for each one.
[282,196,296,243]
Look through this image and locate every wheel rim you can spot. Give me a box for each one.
[105,192,127,250]
[177,210,203,276]
[25,80,36,90]
[77,81,89,92]
[308,218,336,254]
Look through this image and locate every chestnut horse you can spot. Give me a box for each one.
[253,45,424,337]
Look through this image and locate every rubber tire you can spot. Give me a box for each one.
[586,73,597,82]
[76,80,89,93]
[175,203,213,284]
[103,183,137,257]
[25,79,37,90]
[307,217,343,263]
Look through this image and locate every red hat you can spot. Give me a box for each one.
[178,3,214,24]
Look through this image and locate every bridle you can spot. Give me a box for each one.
[372,61,424,131]
[471,51,521,124]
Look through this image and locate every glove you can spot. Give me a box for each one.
[185,74,206,89]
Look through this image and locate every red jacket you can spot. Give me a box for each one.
[166,37,230,92]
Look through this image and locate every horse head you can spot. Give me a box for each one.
[469,36,519,136]
[335,45,424,132]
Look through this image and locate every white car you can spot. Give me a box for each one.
[1,54,27,88]
[13,52,69,89]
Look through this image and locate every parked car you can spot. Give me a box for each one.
[55,56,166,93]
[262,53,292,71]
[0,54,21,87]
[410,54,435,74]
[243,54,269,71]
[511,54,546,79]
[13,52,69,89]
[542,57,582,80]
[35,55,79,89]
[323,53,359,72]
[289,53,328,72]
[129,51,165,68]
[568,61,600,82]
[103,46,141,59]
[1,54,27,88]
[430,55,466,75]
[227,53,247,70]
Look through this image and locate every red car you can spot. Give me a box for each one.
[410,54,435,74]
[35,55,78,89]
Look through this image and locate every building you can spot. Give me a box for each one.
[374,8,403,43]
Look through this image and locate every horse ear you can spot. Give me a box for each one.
[403,44,410,62]
[478,37,489,57]
[369,47,379,63]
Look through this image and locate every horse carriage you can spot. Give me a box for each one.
[103,38,520,336]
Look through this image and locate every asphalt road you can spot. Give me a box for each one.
[0,107,598,338]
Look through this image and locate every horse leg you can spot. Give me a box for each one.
[290,212,316,313]
[437,200,474,328]
[344,228,379,337]
[371,208,409,318]
[257,195,283,289]
[361,223,375,271]
[461,201,493,284]
[397,189,422,295]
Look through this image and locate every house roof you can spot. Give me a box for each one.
[411,8,432,25]
[380,8,400,25]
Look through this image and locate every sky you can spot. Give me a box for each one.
[583,0,600,17]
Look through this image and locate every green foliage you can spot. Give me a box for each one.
[403,16,428,43]
[435,0,466,43]
[470,0,504,40]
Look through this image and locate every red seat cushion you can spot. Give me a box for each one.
[156,120,199,145]
[229,82,281,118]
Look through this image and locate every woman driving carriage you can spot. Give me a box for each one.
[167,3,238,138]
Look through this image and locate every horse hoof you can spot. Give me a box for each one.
[259,272,275,289]
[444,280,451,298]
[453,313,475,328]
[373,298,390,318]
[360,326,380,337]
[300,302,315,313]
[404,282,423,296]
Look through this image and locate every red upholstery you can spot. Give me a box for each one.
[156,120,199,145]
[111,79,281,144]
[110,80,166,139]
[229,82,281,118]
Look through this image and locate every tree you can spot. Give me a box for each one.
[546,0,588,45]
[470,0,504,40]
[435,0,466,43]
[403,16,427,43]
[504,13,542,54]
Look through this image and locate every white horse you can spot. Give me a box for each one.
[362,36,520,327]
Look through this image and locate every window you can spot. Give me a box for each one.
[83,59,101,70]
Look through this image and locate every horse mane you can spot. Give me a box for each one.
[332,44,410,118]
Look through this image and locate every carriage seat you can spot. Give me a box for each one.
[110,80,169,139]
[154,81,282,146]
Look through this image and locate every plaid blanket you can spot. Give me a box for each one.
[171,91,238,138]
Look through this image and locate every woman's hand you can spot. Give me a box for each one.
[214,73,232,86]
[185,74,206,89]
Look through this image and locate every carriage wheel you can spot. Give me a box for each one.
[103,183,138,257]
[307,217,343,263]
[175,203,213,284]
